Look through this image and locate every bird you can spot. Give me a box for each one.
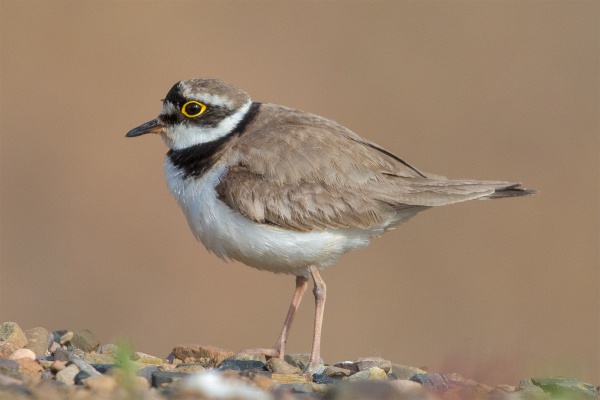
[126,78,535,374]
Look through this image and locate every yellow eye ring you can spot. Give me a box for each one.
[181,101,207,118]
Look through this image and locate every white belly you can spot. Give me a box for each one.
[164,159,413,276]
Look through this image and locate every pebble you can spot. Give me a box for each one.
[68,357,101,378]
[323,365,353,377]
[96,343,119,357]
[50,360,66,373]
[16,358,43,378]
[74,370,91,385]
[312,373,335,385]
[152,370,190,388]
[0,322,28,348]
[179,371,273,400]
[231,353,268,363]
[8,348,36,360]
[55,364,79,385]
[171,344,234,367]
[71,329,100,353]
[271,374,307,384]
[284,353,323,371]
[266,358,301,375]
[83,374,118,392]
[138,356,164,365]
[82,353,115,365]
[333,361,358,372]
[137,365,160,384]
[411,372,455,391]
[174,363,206,373]
[52,330,73,345]
[326,380,409,400]
[390,379,430,396]
[353,357,392,373]
[390,363,427,380]
[0,357,19,371]
[0,341,18,358]
[345,367,388,382]
[23,327,49,356]
[531,377,598,399]
[52,347,71,362]
[218,359,267,371]
[48,341,60,354]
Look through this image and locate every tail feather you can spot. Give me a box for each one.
[482,184,537,199]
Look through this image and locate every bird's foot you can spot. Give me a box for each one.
[303,361,325,377]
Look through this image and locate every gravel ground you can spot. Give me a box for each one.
[0,322,597,400]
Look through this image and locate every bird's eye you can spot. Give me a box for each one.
[181,101,206,118]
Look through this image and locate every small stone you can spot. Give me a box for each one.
[390,379,429,395]
[230,353,268,363]
[0,341,18,358]
[8,349,36,360]
[0,357,19,371]
[56,364,80,385]
[172,344,234,367]
[174,363,206,373]
[531,377,598,399]
[152,370,190,388]
[266,358,301,375]
[23,327,49,356]
[68,357,101,378]
[82,353,115,365]
[16,358,43,378]
[284,353,323,371]
[390,364,427,380]
[354,357,392,373]
[50,360,66,373]
[0,373,22,386]
[326,380,408,400]
[53,347,71,362]
[137,365,159,384]
[345,367,388,382]
[71,330,100,352]
[52,330,73,345]
[90,364,115,374]
[84,374,118,392]
[137,357,164,366]
[312,373,335,384]
[324,365,353,377]
[271,374,308,384]
[131,351,158,361]
[411,372,454,392]
[217,359,267,371]
[333,361,358,372]
[49,341,60,354]
[0,322,28,348]
[97,343,119,357]
[74,370,91,385]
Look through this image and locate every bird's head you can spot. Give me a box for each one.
[126,78,252,150]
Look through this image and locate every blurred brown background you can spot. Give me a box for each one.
[1,1,598,386]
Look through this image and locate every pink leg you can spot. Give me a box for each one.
[306,266,326,374]
[239,275,309,358]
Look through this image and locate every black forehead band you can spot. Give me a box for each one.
[164,82,187,107]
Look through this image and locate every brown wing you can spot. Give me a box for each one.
[216,104,533,231]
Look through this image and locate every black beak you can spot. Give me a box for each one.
[126,119,166,137]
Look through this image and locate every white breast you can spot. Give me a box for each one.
[163,159,396,276]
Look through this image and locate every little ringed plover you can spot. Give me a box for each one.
[126,78,535,374]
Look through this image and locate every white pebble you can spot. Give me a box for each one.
[182,371,272,400]
[8,348,36,360]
